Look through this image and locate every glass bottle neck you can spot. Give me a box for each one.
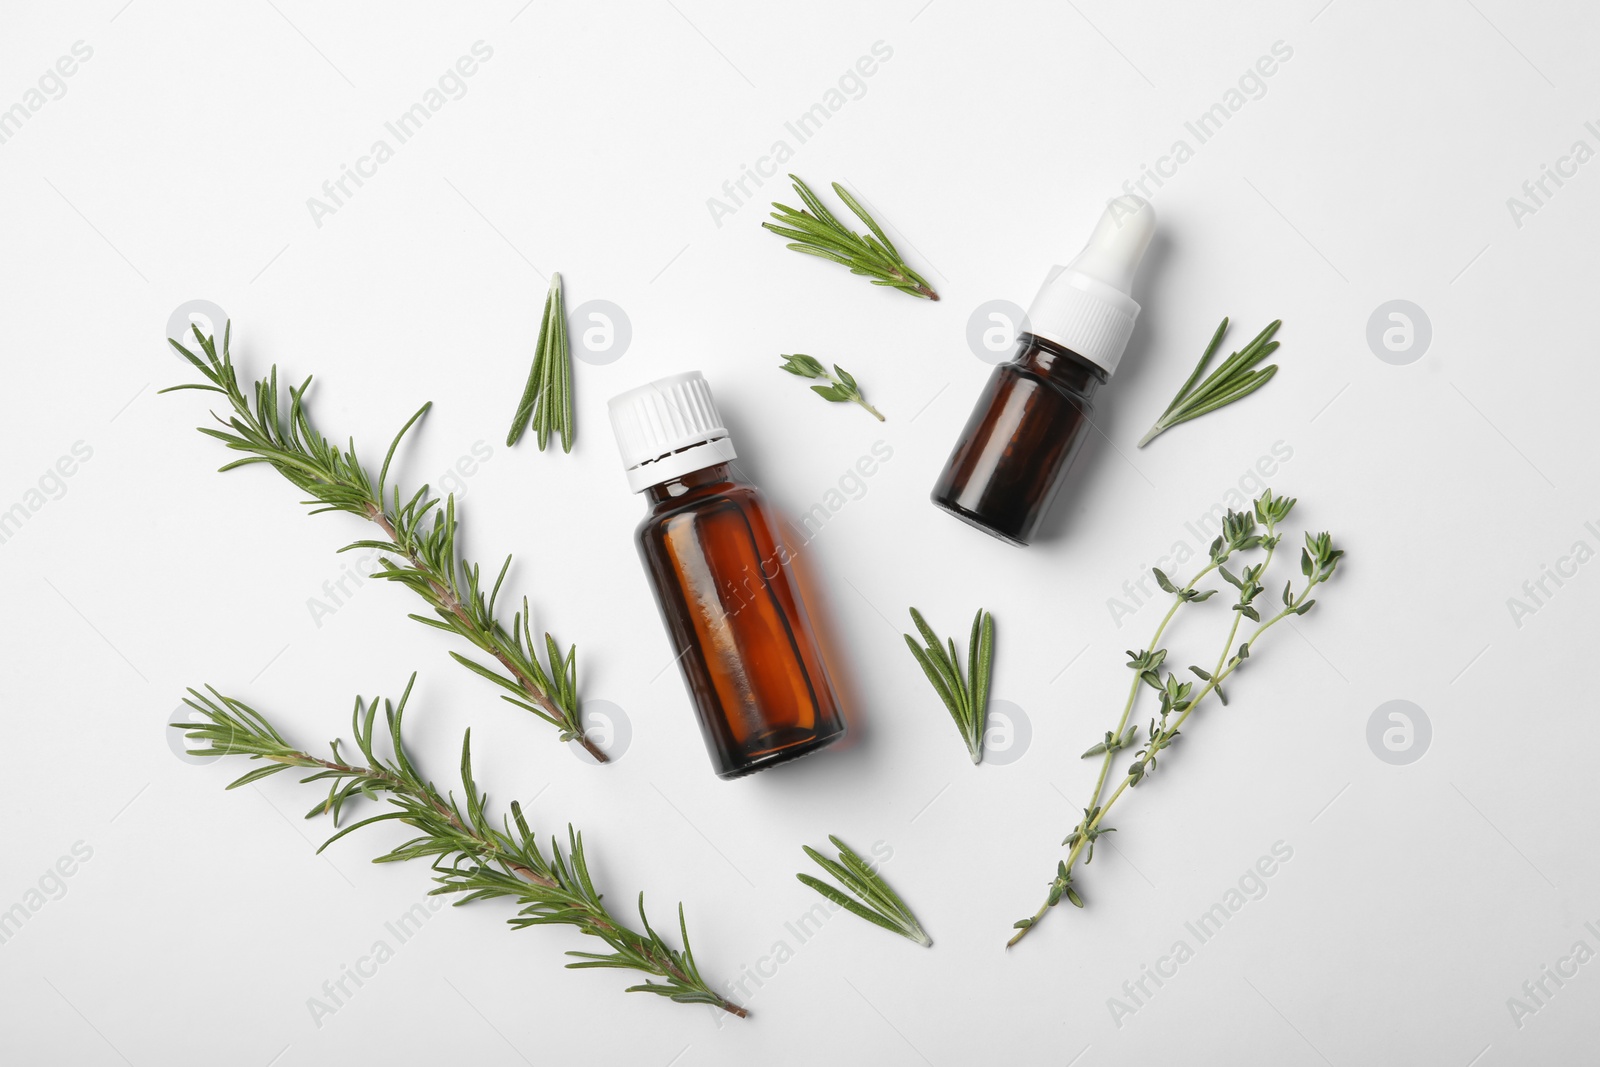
[643,462,736,507]
[1014,333,1109,393]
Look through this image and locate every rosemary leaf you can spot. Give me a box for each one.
[904,607,994,764]
[172,679,746,1017]
[796,838,931,947]
[507,282,553,447]
[797,876,911,938]
[831,836,918,922]
[969,609,994,729]
[163,323,606,761]
[509,273,574,452]
[802,847,892,911]
[903,636,962,718]
[764,175,938,301]
[1138,318,1283,447]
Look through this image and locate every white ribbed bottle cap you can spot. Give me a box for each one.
[1025,195,1156,376]
[607,371,738,492]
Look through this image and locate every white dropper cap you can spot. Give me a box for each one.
[1024,195,1156,376]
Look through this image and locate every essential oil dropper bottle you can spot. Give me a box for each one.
[932,195,1156,546]
[608,372,846,779]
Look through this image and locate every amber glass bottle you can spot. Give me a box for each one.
[931,334,1105,545]
[931,194,1156,547]
[609,372,845,778]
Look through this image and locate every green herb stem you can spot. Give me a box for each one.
[172,679,745,1016]
[164,324,604,762]
[1138,318,1283,447]
[1009,579,1316,948]
[1009,493,1340,947]
[508,273,574,452]
[796,836,931,947]
[778,354,885,421]
[764,175,938,301]
[903,607,994,763]
[1080,557,1221,819]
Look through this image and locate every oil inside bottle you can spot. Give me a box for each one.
[610,372,845,778]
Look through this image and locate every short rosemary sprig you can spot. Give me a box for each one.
[172,677,746,1017]
[507,272,574,452]
[1138,317,1282,447]
[903,607,994,764]
[763,175,938,300]
[164,324,605,762]
[777,354,884,421]
[1009,491,1341,947]
[796,836,930,947]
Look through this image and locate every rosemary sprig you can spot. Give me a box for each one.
[796,836,931,947]
[1138,317,1282,447]
[163,324,606,762]
[777,354,884,421]
[507,272,574,452]
[172,677,746,1017]
[763,175,938,301]
[903,607,994,764]
[1008,490,1341,947]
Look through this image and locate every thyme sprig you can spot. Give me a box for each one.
[903,607,994,764]
[172,678,746,1016]
[507,272,574,452]
[777,354,884,421]
[763,175,938,300]
[796,836,931,947]
[1008,490,1341,947]
[164,324,605,761]
[1138,317,1282,447]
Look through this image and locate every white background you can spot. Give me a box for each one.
[1,0,1596,1063]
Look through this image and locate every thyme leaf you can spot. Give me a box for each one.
[778,354,885,421]
[1008,490,1343,947]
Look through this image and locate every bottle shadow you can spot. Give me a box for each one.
[716,407,876,786]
